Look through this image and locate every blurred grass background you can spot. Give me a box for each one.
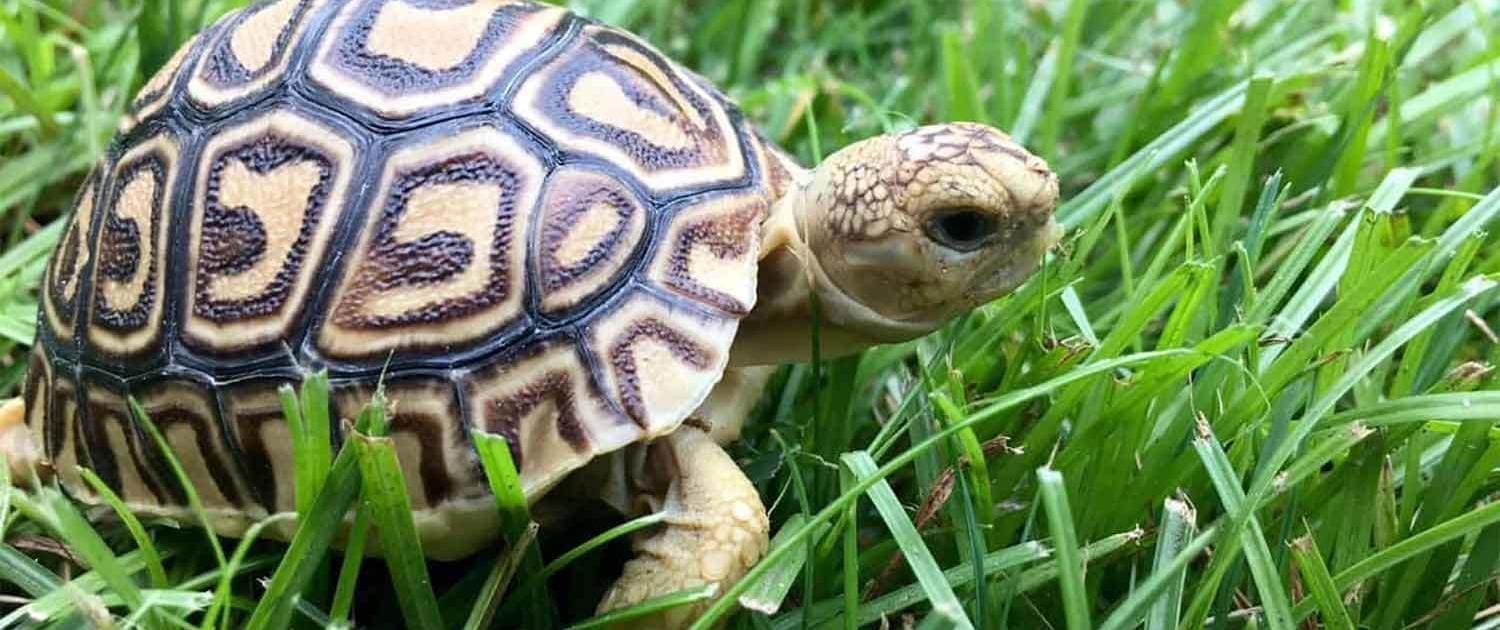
[1,0,1499,628]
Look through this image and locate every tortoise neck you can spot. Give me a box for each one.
[728,181,887,367]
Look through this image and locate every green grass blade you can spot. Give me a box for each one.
[244,417,373,630]
[281,371,333,517]
[693,351,1179,629]
[1292,498,1500,621]
[1249,276,1498,504]
[353,430,444,630]
[1289,534,1355,630]
[1192,420,1295,630]
[472,430,552,627]
[1057,81,1250,227]
[200,513,297,630]
[773,540,1054,628]
[1036,467,1091,630]
[76,466,167,589]
[461,521,537,630]
[1143,498,1196,630]
[0,541,60,597]
[999,529,1143,599]
[40,487,145,613]
[129,397,228,569]
[328,507,370,626]
[841,466,858,630]
[845,451,973,630]
[1100,524,1218,630]
[738,513,824,614]
[0,541,156,627]
[939,27,982,122]
[569,584,719,630]
[1212,74,1276,245]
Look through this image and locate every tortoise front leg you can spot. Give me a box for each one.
[597,367,775,628]
[0,398,41,484]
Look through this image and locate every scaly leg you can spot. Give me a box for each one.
[596,367,775,628]
[0,398,41,485]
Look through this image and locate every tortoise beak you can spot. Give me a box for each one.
[969,217,1063,306]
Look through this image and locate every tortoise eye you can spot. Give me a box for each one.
[926,208,995,252]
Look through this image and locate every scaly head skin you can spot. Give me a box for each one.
[734,123,1060,365]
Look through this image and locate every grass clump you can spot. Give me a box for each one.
[3,0,1500,628]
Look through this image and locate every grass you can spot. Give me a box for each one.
[2,0,1500,628]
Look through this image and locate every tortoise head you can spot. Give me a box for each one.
[732,122,1060,365]
[794,123,1060,341]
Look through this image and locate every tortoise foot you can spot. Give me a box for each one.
[598,426,769,629]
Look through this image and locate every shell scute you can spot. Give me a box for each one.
[331,377,483,508]
[307,0,567,121]
[77,378,172,507]
[513,24,747,194]
[40,167,102,348]
[647,191,766,317]
[187,0,327,110]
[29,0,784,558]
[317,123,544,361]
[123,26,217,133]
[588,295,738,434]
[219,379,298,513]
[131,378,251,512]
[533,166,649,314]
[464,339,636,495]
[86,133,181,362]
[184,109,357,354]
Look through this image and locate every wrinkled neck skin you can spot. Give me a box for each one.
[729,181,933,367]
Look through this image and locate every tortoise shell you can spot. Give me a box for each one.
[24,0,794,557]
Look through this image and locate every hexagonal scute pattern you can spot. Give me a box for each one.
[646,190,767,317]
[40,167,101,348]
[464,338,638,495]
[316,124,544,361]
[514,24,748,195]
[532,166,649,314]
[186,0,327,110]
[87,133,181,361]
[29,0,789,555]
[307,0,566,121]
[181,109,356,355]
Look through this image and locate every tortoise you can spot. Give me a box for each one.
[0,0,1060,625]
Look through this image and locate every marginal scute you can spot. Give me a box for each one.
[183,109,355,354]
[308,0,565,120]
[331,379,482,508]
[42,168,100,344]
[81,381,170,506]
[514,25,746,194]
[465,341,637,495]
[534,167,648,313]
[187,0,324,109]
[221,381,296,514]
[319,125,542,360]
[588,295,735,434]
[88,133,179,359]
[748,129,800,202]
[48,375,85,497]
[648,191,766,316]
[22,350,50,462]
[133,380,249,511]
